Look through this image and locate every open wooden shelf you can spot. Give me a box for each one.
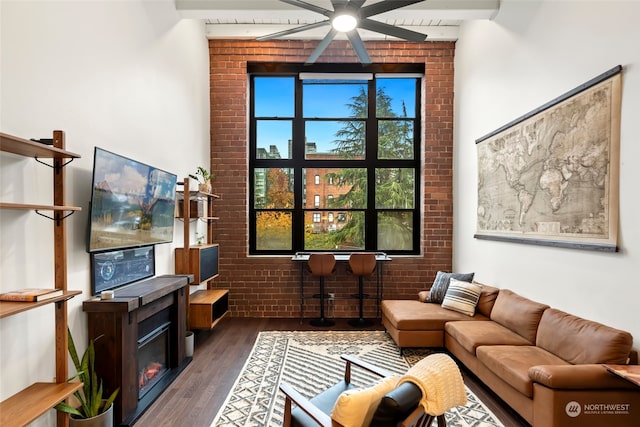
[189,289,229,330]
[0,382,82,427]
[0,132,80,159]
[0,290,82,318]
[0,202,81,212]
[176,189,220,199]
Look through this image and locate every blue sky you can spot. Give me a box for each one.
[254,76,417,156]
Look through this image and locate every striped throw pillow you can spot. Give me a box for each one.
[441,279,483,316]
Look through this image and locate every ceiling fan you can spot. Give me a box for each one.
[256,0,428,65]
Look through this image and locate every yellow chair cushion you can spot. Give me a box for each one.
[331,375,399,427]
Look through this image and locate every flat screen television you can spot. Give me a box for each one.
[87,147,177,253]
[91,246,155,294]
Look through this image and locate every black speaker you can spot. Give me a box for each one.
[175,244,219,284]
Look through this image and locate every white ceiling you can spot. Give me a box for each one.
[175,0,501,41]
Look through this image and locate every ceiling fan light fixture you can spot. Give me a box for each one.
[331,13,358,32]
[259,0,429,64]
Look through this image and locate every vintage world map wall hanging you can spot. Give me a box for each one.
[475,65,622,252]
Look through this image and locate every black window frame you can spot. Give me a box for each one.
[249,63,423,255]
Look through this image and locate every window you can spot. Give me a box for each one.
[250,66,422,255]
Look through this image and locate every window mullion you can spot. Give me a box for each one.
[292,76,305,250]
[365,78,378,251]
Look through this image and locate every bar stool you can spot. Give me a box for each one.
[348,253,377,327]
[307,253,336,327]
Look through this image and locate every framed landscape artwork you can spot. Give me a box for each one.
[475,65,622,252]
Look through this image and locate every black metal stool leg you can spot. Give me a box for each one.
[310,276,334,327]
[349,276,373,327]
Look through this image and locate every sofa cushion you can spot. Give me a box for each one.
[445,321,532,354]
[490,289,549,343]
[441,279,482,316]
[428,271,475,304]
[476,345,569,397]
[536,308,633,364]
[474,283,500,317]
[381,300,489,331]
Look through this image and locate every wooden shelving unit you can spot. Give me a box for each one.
[189,289,229,329]
[175,178,228,330]
[0,383,83,427]
[0,130,81,427]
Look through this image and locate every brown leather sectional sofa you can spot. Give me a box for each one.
[381,284,640,426]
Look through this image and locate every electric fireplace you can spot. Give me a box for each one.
[137,321,170,399]
[83,275,191,426]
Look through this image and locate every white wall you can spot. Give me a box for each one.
[454,0,640,351]
[0,1,209,424]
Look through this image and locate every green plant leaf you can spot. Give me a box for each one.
[54,401,83,417]
[57,328,119,418]
[190,166,214,183]
[103,387,120,413]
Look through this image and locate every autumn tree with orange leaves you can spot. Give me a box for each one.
[256,168,293,249]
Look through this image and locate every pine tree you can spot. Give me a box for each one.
[328,85,415,249]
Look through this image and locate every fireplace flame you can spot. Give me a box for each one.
[139,361,165,390]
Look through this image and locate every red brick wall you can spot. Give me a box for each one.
[209,39,455,318]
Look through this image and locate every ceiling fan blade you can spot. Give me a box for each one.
[360,0,425,18]
[306,28,338,64]
[257,20,330,41]
[331,0,349,9]
[359,18,427,42]
[280,0,333,18]
[348,0,367,9]
[346,30,371,65]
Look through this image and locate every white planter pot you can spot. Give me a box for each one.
[70,403,113,427]
[185,331,194,357]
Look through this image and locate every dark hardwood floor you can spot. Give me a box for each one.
[134,317,530,427]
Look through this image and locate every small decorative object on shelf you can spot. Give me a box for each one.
[29,137,54,145]
[189,166,214,193]
[0,288,63,302]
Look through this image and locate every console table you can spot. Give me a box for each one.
[291,252,391,322]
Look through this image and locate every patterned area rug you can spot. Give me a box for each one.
[211,331,504,427]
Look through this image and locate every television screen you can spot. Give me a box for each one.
[87,147,177,253]
[91,246,155,294]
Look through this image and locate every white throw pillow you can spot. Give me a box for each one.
[331,375,399,427]
[441,279,482,316]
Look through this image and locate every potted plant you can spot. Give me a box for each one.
[55,328,119,426]
[189,166,214,193]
